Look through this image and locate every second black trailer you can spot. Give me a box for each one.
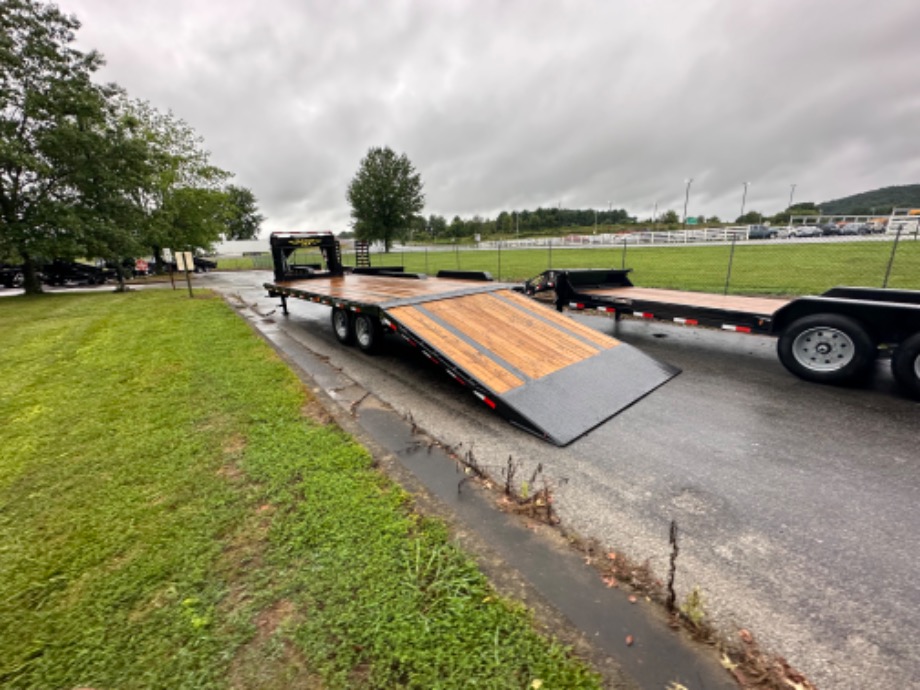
[525,268,920,399]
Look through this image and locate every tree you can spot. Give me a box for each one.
[660,210,680,224]
[0,0,122,293]
[222,184,263,240]
[118,98,231,267]
[346,146,424,252]
[736,211,764,224]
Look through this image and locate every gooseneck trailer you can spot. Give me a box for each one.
[264,232,679,445]
[525,268,920,399]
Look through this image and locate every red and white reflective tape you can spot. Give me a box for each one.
[674,317,698,326]
[402,334,418,346]
[596,306,616,313]
[350,305,361,312]
[381,317,397,331]
[722,324,752,333]
[474,391,497,409]
[423,351,440,364]
[447,369,466,386]
[633,311,654,319]
[569,302,585,310]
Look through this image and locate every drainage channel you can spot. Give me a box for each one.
[242,301,735,690]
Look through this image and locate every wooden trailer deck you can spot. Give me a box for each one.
[579,286,790,317]
[267,273,679,445]
[270,274,506,306]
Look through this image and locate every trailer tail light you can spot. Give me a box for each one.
[722,324,752,333]
[634,311,654,319]
[474,391,497,409]
[569,302,585,310]
[597,306,616,314]
[350,305,361,313]
[674,317,698,326]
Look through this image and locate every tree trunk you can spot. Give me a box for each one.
[21,254,44,295]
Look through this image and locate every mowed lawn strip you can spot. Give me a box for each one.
[0,290,599,690]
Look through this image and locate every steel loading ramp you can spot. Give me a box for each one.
[385,289,679,446]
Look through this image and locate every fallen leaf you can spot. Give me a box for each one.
[530,680,543,689]
[628,595,638,604]
[602,576,618,588]
[666,683,689,690]
[607,552,617,560]
[625,634,634,646]
[739,628,754,644]
[720,653,738,671]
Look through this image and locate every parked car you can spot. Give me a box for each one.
[789,225,823,238]
[0,264,24,289]
[41,260,114,286]
[747,225,778,239]
[838,222,868,236]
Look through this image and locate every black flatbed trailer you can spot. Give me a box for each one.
[525,268,920,399]
[264,232,679,445]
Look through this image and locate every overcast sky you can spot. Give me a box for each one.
[61,0,920,234]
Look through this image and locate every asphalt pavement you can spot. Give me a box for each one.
[204,270,919,690]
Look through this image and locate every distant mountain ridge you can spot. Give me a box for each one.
[819,184,920,215]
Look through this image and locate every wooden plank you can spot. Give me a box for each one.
[276,275,500,304]
[498,290,620,349]
[387,306,524,394]
[581,286,789,316]
[423,293,602,380]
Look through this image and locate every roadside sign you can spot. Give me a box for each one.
[176,252,194,271]
[162,248,173,262]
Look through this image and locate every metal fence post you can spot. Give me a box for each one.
[548,238,553,268]
[497,241,502,281]
[456,242,460,269]
[425,247,429,274]
[882,225,903,288]
[621,238,627,269]
[724,233,738,295]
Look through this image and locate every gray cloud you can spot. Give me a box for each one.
[64,0,920,232]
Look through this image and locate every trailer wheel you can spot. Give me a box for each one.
[777,314,875,384]
[331,307,354,345]
[891,333,920,400]
[354,313,383,354]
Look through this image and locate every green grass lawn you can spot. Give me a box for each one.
[220,239,919,296]
[0,290,599,689]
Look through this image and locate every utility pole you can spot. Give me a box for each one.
[740,181,750,221]
[788,183,797,210]
[682,178,693,230]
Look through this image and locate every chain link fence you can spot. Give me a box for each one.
[357,228,919,297]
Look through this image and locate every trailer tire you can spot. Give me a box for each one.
[354,313,383,354]
[777,314,875,384]
[891,333,920,400]
[331,307,354,345]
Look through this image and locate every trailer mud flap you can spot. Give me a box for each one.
[386,289,679,446]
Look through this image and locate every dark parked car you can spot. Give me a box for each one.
[1,264,24,288]
[747,225,778,239]
[41,260,114,286]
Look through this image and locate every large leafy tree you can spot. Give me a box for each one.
[118,98,232,267]
[0,0,123,292]
[346,146,424,252]
[222,184,263,240]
